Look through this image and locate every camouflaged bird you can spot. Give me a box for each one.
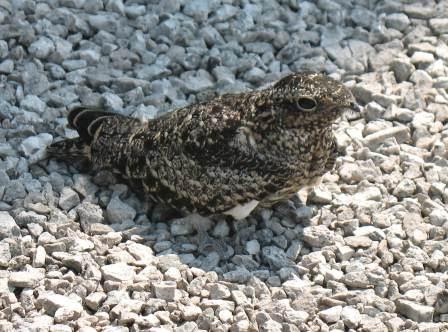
[48,72,358,220]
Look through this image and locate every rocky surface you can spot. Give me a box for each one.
[1,0,448,331]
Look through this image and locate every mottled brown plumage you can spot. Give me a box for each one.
[48,72,358,219]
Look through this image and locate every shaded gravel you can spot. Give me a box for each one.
[1,0,448,331]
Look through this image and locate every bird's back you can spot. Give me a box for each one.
[48,72,355,217]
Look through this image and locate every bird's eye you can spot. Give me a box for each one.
[296,97,317,112]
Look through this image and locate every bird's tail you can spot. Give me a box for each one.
[47,106,120,169]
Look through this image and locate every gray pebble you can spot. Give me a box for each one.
[170,217,194,236]
[429,209,448,227]
[183,0,211,21]
[245,239,260,255]
[385,13,410,32]
[0,40,8,58]
[303,225,336,247]
[211,219,229,238]
[319,305,342,323]
[88,14,119,33]
[429,18,448,35]
[33,246,46,267]
[391,57,415,82]
[58,187,80,211]
[223,267,251,283]
[153,281,177,301]
[101,262,135,282]
[181,70,214,93]
[62,59,87,71]
[20,134,53,161]
[125,5,146,19]
[393,179,416,198]
[363,126,411,150]
[0,211,21,240]
[262,246,293,269]
[106,196,136,223]
[396,299,434,322]
[76,201,103,230]
[0,59,13,73]
[0,242,11,267]
[9,269,44,288]
[101,92,123,112]
[410,51,435,67]
[409,69,433,89]
[28,36,54,59]
[3,180,27,203]
[39,292,83,318]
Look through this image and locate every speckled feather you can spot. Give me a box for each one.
[48,72,357,217]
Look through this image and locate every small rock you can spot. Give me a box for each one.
[212,219,230,238]
[245,239,260,255]
[20,133,53,161]
[28,36,55,59]
[261,246,293,269]
[303,225,336,247]
[219,309,233,323]
[429,18,448,34]
[181,304,202,321]
[85,292,107,311]
[393,179,416,198]
[363,126,411,150]
[410,70,433,89]
[208,283,231,299]
[410,51,435,66]
[183,0,211,21]
[170,217,194,236]
[308,186,332,204]
[153,281,176,301]
[101,263,135,282]
[58,187,80,211]
[319,305,342,323]
[396,299,434,322]
[404,4,435,19]
[223,267,251,283]
[88,14,119,32]
[429,209,448,226]
[102,92,123,111]
[344,236,372,248]
[164,266,181,282]
[62,59,87,71]
[33,246,46,268]
[244,67,265,84]
[124,5,146,19]
[181,70,214,93]
[385,13,410,32]
[105,0,124,15]
[391,58,415,82]
[341,306,361,328]
[0,242,11,267]
[342,271,371,288]
[39,293,83,318]
[106,196,136,223]
[20,95,46,113]
[9,269,44,288]
[0,211,21,239]
[0,40,8,58]
[0,59,13,73]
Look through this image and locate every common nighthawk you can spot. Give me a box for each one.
[48,72,359,220]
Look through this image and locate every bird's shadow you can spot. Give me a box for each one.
[34,159,320,281]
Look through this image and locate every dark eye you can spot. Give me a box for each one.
[297,97,317,112]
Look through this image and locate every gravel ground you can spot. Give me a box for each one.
[1,0,448,331]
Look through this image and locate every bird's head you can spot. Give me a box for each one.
[251,72,359,130]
